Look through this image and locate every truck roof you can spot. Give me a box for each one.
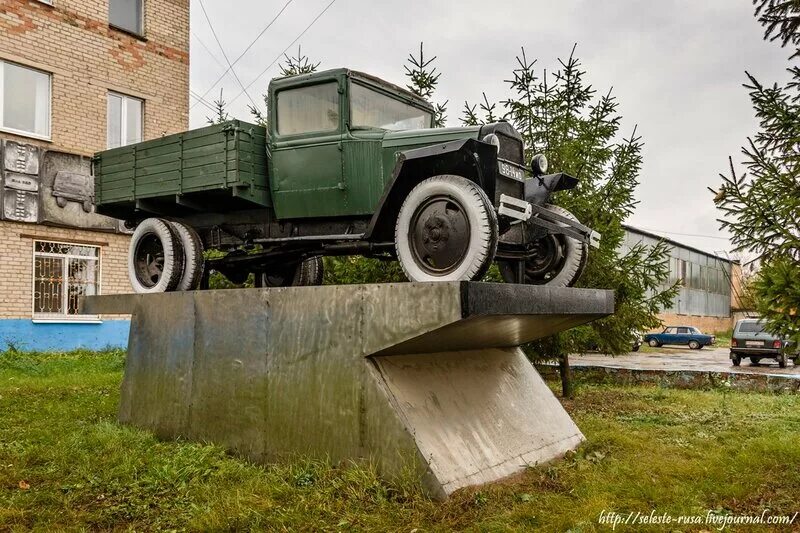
[270,67,435,112]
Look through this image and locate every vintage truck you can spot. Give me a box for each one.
[93,68,600,293]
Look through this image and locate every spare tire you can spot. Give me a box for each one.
[499,204,588,287]
[169,221,205,291]
[128,218,184,293]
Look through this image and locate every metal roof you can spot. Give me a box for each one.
[622,224,736,264]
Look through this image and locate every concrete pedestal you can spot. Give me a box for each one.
[82,282,613,499]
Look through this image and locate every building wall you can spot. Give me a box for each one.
[0,0,189,155]
[0,219,133,350]
[0,0,189,351]
[622,228,735,333]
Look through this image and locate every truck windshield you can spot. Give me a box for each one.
[351,83,431,131]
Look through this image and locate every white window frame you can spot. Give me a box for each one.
[0,60,52,141]
[107,91,144,149]
[31,240,102,323]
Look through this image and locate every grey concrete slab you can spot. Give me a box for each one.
[81,282,613,498]
[373,348,584,495]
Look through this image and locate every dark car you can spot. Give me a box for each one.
[643,326,716,350]
[730,318,798,368]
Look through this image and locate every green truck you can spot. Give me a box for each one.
[93,68,600,293]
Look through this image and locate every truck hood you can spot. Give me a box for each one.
[381,126,481,149]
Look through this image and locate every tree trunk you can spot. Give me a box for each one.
[559,353,573,398]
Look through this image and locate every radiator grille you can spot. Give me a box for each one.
[497,133,524,163]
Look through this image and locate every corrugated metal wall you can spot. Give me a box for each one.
[621,229,732,318]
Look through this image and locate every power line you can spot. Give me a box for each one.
[229,0,338,105]
[190,0,295,110]
[191,30,226,69]
[190,89,219,114]
[196,0,260,113]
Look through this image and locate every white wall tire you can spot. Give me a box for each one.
[169,221,205,291]
[498,204,588,287]
[395,175,498,282]
[128,218,184,293]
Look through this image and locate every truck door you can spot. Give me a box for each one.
[269,79,346,219]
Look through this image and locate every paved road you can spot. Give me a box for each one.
[571,345,800,377]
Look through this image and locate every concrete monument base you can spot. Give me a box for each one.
[82,282,613,499]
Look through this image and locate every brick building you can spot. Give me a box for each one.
[0,0,189,350]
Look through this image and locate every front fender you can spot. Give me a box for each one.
[364,138,499,241]
[524,172,578,206]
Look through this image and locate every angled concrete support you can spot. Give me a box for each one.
[82,282,613,499]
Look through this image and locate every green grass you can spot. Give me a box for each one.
[1,350,799,531]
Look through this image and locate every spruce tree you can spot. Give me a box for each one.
[712,0,800,342]
[404,42,448,127]
[206,89,230,125]
[463,46,679,396]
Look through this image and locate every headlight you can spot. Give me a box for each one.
[531,153,548,175]
[482,134,500,151]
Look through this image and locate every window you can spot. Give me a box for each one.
[109,0,143,35]
[351,83,432,131]
[738,320,766,333]
[276,82,339,135]
[33,241,100,319]
[0,60,51,139]
[665,327,677,334]
[107,92,143,148]
[677,327,690,334]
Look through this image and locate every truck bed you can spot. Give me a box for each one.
[93,120,269,220]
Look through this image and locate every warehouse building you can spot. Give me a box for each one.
[0,0,189,351]
[622,225,741,333]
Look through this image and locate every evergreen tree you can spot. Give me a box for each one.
[712,0,800,342]
[463,46,678,396]
[404,42,448,127]
[206,89,230,125]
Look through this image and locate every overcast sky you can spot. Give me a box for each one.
[188,0,791,257]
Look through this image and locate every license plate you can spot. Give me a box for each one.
[745,340,763,347]
[498,161,525,181]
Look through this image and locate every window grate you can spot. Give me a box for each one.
[33,241,100,317]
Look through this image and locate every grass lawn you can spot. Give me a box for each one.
[1,350,799,531]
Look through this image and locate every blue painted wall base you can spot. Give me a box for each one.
[0,319,130,352]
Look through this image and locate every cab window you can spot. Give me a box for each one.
[276,82,340,135]
[350,82,432,131]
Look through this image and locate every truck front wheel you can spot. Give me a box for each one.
[395,175,498,282]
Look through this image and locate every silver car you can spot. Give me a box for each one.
[730,318,797,368]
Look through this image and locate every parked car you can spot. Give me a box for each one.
[643,326,716,350]
[730,318,798,368]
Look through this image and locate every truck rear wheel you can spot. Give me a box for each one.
[128,218,184,294]
[498,204,587,287]
[395,175,498,282]
[260,257,324,287]
[169,221,205,291]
